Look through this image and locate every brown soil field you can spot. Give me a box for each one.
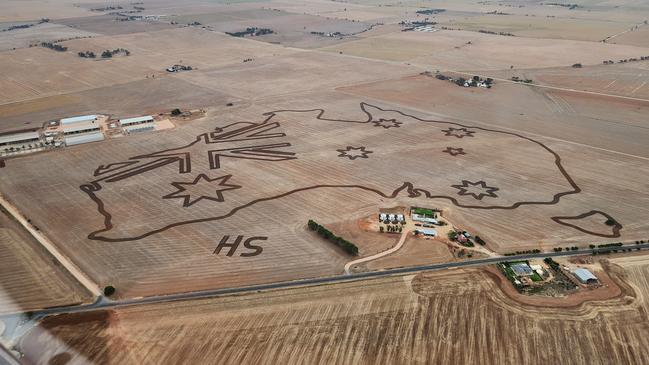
[0,77,234,133]
[0,207,91,314]
[364,235,455,270]
[0,22,98,51]
[2,88,649,296]
[440,14,633,42]
[55,15,179,36]
[0,27,296,105]
[607,27,649,47]
[19,255,649,364]
[338,74,649,157]
[487,64,649,99]
[320,30,649,70]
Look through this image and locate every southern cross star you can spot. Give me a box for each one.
[372,118,402,129]
[442,127,475,138]
[163,174,241,207]
[336,146,373,160]
[443,147,466,156]
[451,180,499,200]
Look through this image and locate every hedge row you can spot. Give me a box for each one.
[308,220,359,256]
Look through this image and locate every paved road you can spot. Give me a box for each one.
[14,243,649,320]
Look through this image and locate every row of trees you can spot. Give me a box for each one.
[78,51,96,58]
[553,246,579,252]
[41,42,67,52]
[503,249,541,256]
[100,48,131,58]
[380,225,402,233]
[307,220,359,256]
[227,27,274,37]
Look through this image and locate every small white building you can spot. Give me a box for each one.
[379,213,387,221]
[396,214,405,222]
[388,214,396,221]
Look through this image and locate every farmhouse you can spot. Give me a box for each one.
[511,263,533,276]
[573,268,598,284]
[120,115,155,133]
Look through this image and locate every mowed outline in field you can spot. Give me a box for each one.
[78,102,610,242]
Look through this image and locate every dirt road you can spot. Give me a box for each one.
[0,194,101,297]
[345,231,408,274]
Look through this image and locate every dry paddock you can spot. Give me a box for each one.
[0,207,90,314]
[18,255,649,365]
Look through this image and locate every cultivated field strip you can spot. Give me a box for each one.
[21,263,649,364]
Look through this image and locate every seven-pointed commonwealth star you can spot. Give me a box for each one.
[163,174,241,207]
[442,127,476,138]
[336,146,373,160]
[451,180,499,200]
[443,147,466,156]
[372,118,402,129]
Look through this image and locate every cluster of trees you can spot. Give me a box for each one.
[553,246,579,252]
[227,27,274,37]
[503,249,541,256]
[91,5,123,11]
[78,51,96,58]
[511,76,533,83]
[416,9,446,15]
[381,225,402,233]
[308,220,359,256]
[310,31,343,37]
[41,42,67,52]
[478,29,515,36]
[101,48,130,58]
[543,257,560,271]
[589,242,623,249]
[603,57,649,65]
[4,18,49,31]
[572,63,582,68]
[3,23,34,32]
[474,236,486,245]
[543,2,579,9]
[103,285,116,296]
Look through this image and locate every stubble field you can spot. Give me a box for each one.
[18,255,649,364]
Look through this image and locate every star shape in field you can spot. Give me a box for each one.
[337,146,373,160]
[442,127,475,138]
[163,174,241,207]
[372,118,402,129]
[443,147,466,156]
[451,180,499,200]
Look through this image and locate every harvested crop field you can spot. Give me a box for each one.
[2,92,649,297]
[320,30,649,70]
[0,207,90,314]
[19,256,649,364]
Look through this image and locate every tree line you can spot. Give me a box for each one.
[307,220,359,256]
